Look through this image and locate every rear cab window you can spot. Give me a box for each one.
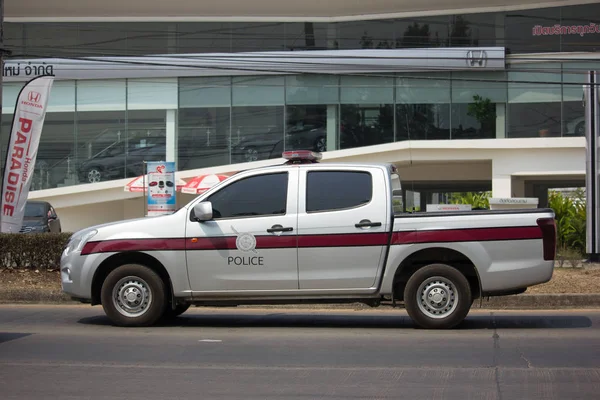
[305,170,373,213]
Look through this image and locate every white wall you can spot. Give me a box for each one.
[55,200,125,232]
[31,137,587,231]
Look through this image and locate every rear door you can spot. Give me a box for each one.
[297,166,390,290]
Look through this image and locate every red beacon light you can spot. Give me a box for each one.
[282,150,322,164]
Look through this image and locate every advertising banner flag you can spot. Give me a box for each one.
[1,75,54,233]
[146,161,176,216]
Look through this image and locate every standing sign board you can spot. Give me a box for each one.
[1,75,54,233]
[146,161,176,216]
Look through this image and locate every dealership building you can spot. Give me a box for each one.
[1,0,598,232]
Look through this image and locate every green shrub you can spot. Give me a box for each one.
[0,232,73,270]
[449,191,491,209]
[548,189,586,254]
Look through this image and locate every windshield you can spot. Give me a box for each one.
[24,203,46,218]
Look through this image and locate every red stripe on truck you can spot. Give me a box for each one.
[297,233,389,248]
[392,226,543,244]
[80,226,542,255]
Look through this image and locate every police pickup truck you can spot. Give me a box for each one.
[61,150,557,329]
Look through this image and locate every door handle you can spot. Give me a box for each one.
[267,225,294,233]
[355,220,382,228]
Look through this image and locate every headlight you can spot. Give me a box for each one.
[64,229,97,256]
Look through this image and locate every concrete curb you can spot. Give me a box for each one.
[1,289,599,309]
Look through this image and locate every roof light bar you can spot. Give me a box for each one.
[282,150,322,164]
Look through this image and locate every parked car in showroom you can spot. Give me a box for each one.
[20,200,61,233]
[231,123,326,163]
[565,116,585,136]
[78,143,166,183]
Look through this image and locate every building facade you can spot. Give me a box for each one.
[1,0,597,231]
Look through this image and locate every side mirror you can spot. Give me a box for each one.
[193,201,213,222]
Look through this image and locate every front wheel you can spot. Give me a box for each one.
[404,263,472,329]
[100,264,167,327]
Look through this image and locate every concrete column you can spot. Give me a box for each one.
[166,109,178,166]
[492,174,512,197]
[511,177,525,197]
[326,104,338,151]
[496,103,506,138]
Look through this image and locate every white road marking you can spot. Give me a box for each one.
[199,339,222,343]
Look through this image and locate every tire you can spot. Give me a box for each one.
[404,263,472,329]
[100,264,167,327]
[163,303,191,319]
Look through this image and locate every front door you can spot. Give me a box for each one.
[297,167,390,290]
[185,169,299,293]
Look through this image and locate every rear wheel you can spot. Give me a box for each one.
[100,264,167,327]
[404,263,472,329]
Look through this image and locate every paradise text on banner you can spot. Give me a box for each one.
[1,75,54,233]
[146,161,176,216]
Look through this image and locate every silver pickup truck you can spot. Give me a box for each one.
[61,150,557,329]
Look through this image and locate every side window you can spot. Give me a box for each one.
[306,171,372,212]
[206,172,288,219]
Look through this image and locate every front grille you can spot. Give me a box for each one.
[19,226,33,233]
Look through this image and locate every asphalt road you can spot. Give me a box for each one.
[1,305,599,400]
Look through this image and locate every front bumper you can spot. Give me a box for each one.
[60,248,107,301]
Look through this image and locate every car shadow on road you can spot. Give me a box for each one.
[0,332,32,344]
[77,311,594,330]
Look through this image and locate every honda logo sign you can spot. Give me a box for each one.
[466,50,487,68]
[28,91,41,103]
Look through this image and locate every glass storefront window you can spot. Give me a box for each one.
[4,5,600,57]
[451,71,507,139]
[337,19,396,49]
[559,4,600,53]
[394,16,450,48]
[76,111,126,184]
[230,22,285,52]
[562,62,600,137]
[76,79,126,184]
[231,76,285,163]
[179,77,232,170]
[176,22,231,53]
[448,14,502,47]
[340,76,394,149]
[285,75,339,152]
[126,110,167,179]
[284,22,333,51]
[396,73,451,141]
[505,7,561,54]
[508,63,562,138]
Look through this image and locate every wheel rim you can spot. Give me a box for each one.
[244,148,258,162]
[316,137,326,152]
[112,276,153,318]
[416,276,458,319]
[87,169,101,183]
